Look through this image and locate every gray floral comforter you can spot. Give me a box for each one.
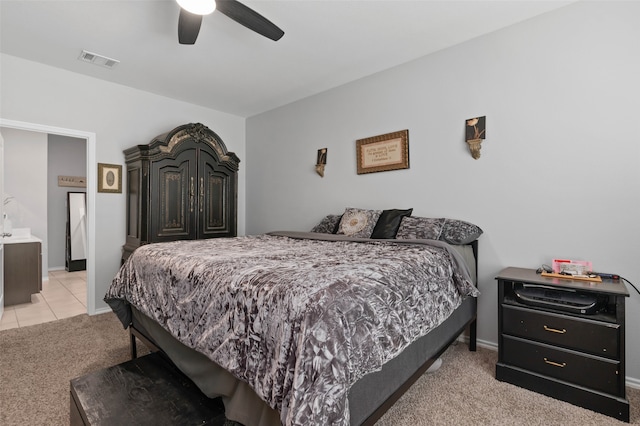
[104,231,479,426]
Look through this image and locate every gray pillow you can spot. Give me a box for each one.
[440,218,483,244]
[310,214,342,234]
[396,216,482,244]
[396,217,445,240]
[336,208,382,238]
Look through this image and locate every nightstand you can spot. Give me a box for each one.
[495,267,630,422]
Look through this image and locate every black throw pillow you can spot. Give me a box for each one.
[371,208,413,239]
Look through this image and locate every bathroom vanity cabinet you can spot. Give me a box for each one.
[4,240,42,305]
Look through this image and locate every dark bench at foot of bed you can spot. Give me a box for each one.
[70,352,227,425]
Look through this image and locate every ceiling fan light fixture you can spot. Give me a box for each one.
[177,0,216,15]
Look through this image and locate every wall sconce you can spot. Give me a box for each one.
[465,116,486,159]
[315,148,327,177]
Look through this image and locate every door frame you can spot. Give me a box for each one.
[0,131,4,319]
[0,119,97,315]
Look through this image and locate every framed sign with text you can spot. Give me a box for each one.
[356,129,409,174]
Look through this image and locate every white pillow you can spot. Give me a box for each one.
[336,207,382,238]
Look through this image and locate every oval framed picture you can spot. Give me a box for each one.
[97,163,122,193]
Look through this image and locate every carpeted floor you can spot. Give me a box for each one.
[0,313,135,425]
[376,342,640,426]
[0,312,637,425]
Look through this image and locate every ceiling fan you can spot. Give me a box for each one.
[177,0,284,44]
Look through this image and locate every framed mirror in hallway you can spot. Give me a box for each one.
[66,192,87,272]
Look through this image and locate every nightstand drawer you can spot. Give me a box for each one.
[503,336,621,396]
[502,305,619,358]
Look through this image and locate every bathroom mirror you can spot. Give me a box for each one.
[66,191,87,271]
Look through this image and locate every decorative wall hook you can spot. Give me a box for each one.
[315,148,327,177]
[465,116,486,159]
[466,138,483,159]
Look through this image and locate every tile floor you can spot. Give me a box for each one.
[0,269,87,330]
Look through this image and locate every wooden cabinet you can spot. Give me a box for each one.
[495,267,629,422]
[4,241,42,305]
[122,123,240,262]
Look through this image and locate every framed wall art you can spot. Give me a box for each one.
[356,129,409,174]
[97,163,122,193]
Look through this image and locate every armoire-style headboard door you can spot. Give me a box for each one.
[198,148,237,238]
[150,145,197,242]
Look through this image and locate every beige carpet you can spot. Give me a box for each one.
[0,312,637,425]
[0,313,136,425]
[376,342,639,426]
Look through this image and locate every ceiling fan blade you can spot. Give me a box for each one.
[178,8,203,45]
[216,0,284,41]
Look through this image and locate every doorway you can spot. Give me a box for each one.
[0,119,97,320]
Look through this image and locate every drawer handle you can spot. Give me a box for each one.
[543,325,566,334]
[544,358,566,368]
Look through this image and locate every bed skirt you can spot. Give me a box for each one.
[129,294,476,426]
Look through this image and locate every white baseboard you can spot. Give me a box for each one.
[91,306,112,316]
[456,334,496,351]
[476,338,497,351]
[626,377,640,390]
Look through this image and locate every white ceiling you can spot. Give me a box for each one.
[0,0,575,117]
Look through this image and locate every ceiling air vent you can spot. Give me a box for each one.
[78,50,120,69]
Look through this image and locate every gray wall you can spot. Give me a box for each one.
[246,1,640,384]
[47,134,86,270]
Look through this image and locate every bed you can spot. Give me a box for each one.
[105,211,481,426]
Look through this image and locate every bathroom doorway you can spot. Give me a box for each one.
[0,119,97,322]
